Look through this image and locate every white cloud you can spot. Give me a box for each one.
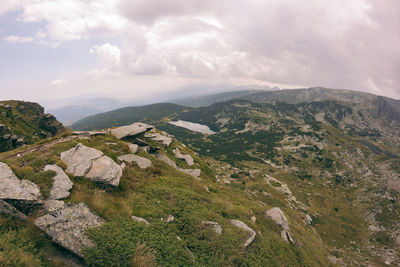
[51,79,66,85]
[4,35,34,43]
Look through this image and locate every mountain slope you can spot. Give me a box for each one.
[0,100,65,152]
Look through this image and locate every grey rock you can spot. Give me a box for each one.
[61,143,103,177]
[202,221,222,234]
[72,130,107,136]
[44,200,65,213]
[180,168,201,178]
[281,229,295,244]
[111,122,154,139]
[35,203,105,258]
[304,214,312,225]
[132,216,150,225]
[0,199,27,220]
[45,165,73,200]
[128,143,139,154]
[118,154,152,169]
[165,215,174,223]
[138,146,150,153]
[265,207,289,231]
[155,153,200,178]
[85,156,122,186]
[0,162,42,202]
[230,219,256,247]
[61,144,122,186]
[173,148,194,166]
[144,132,173,147]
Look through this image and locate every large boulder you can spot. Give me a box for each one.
[45,164,73,200]
[230,219,256,248]
[173,148,194,166]
[118,154,152,169]
[85,156,123,186]
[0,162,42,202]
[35,202,105,258]
[111,122,154,139]
[61,143,103,177]
[61,144,122,186]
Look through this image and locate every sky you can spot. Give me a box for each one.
[0,0,399,102]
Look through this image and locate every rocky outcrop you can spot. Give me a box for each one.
[202,221,222,234]
[111,122,154,139]
[144,132,173,147]
[0,199,27,220]
[0,162,42,203]
[44,199,66,213]
[61,144,122,186]
[230,219,256,248]
[155,152,201,178]
[35,202,105,258]
[45,165,73,200]
[266,207,295,243]
[118,154,152,169]
[173,148,194,166]
[132,216,150,225]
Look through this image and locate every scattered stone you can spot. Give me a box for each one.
[35,203,105,258]
[128,143,139,154]
[111,122,154,139]
[120,162,126,170]
[0,199,27,220]
[180,168,201,179]
[155,153,201,178]
[251,216,256,224]
[85,156,122,186]
[173,148,194,166]
[144,132,173,147]
[204,186,210,192]
[230,219,256,247]
[166,215,174,223]
[45,165,73,200]
[61,143,103,177]
[138,146,150,153]
[202,221,222,234]
[44,200,65,213]
[0,162,42,202]
[118,154,152,169]
[132,216,150,225]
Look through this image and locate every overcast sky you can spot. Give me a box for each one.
[0,0,399,102]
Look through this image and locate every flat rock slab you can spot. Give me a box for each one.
[118,154,152,169]
[155,153,200,178]
[230,219,256,248]
[0,199,27,220]
[173,148,194,166]
[111,122,154,139]
[61,144,122,186]
[45,164,73,200]
[0,162,42,202]
[35,202,105,258]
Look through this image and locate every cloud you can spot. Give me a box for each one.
[51,79,66,85]
[1,0,399,99]
[4,35,34,43]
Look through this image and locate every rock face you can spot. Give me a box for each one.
[61,144,122,186]
[61,143,103,177]
[202,221,222,234]
[111,122,154,139]
[173,148,194,166]
[45,165,73,200]
[0,162,42,202]
[118,154,152,169]
[144,132,173,147]
[230,219,256,248]
[35,202,105,258]
[0,199,27,220]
